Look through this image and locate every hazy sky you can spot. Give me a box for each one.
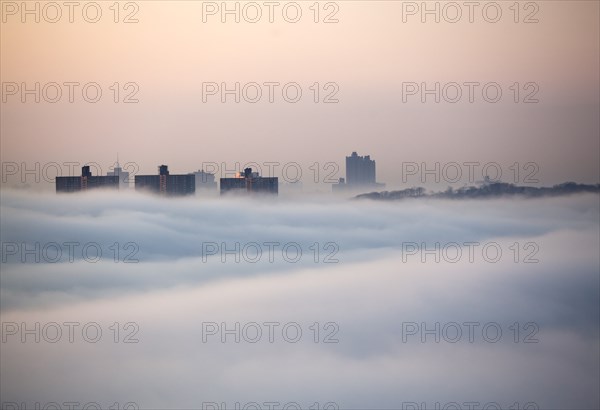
[1,0,599,190]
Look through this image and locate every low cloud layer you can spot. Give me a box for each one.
[1,190,598,409]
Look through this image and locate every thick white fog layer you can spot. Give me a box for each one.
[1,190,599,409]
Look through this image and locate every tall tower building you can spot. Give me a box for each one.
[346,151,376,186]
[333,152,385,192]
[107,160,130,190]
[191,169,218,193]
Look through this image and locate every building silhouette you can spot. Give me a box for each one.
[107,161,130,190]
[135,165,195,196]
[56,166,119,193]
[333,152,385,192]
[191,169,217,193]
[220,168,278,195]
[347,151,376,185]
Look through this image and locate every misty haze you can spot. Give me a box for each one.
[1,1,599,410]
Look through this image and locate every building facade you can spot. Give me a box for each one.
[191,170,218,193]
[56,166,119,193]
[220,168,278,195]
[333,152,385,192]
[107,162,130,190]
[346,151,376,186]
[135,165,195,196]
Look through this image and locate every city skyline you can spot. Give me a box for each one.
[55,151,388,194]
[9,151,599,194]
[2,2,598,188]
[2,1,598,408]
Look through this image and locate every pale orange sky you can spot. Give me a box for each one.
[1,0,598,189]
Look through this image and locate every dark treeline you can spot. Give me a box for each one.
[355,182,600,201]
